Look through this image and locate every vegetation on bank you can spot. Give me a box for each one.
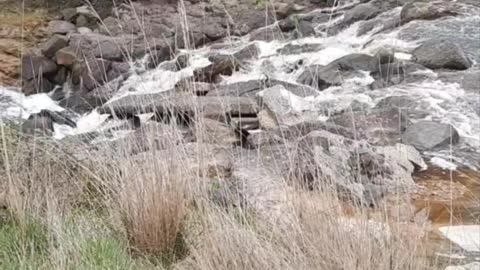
[0,121,439,270]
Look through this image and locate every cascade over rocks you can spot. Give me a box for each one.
[297,53,379,90]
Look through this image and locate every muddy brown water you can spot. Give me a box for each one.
[413,165,480,226]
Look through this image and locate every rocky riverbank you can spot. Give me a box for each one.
[1,0,479,268]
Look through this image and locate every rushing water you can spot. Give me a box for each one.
[0,2,479,167]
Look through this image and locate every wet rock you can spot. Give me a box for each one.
[41,35,69,58]
[249,25,284,42]
[21,55,58,80]
[22,78,55,95]
[277,43,324,55]
[402,121,460,151]
[297,53,379,90]
[413,40,472,70]
[47,20,76,34]
[400,1,459,25]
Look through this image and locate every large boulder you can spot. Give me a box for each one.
[401,121,460,151]
[413,40,472,70]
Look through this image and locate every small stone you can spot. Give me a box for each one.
[55,47,79,67]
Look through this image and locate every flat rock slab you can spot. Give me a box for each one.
[99,93,258,119]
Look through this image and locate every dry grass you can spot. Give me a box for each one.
[1,0,472,269]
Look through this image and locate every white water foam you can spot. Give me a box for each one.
[0,87,64,120]
[439,225,480,252]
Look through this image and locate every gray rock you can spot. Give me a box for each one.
[402,121,460,151]
[47,20,76,34]
[413,40,472,70]
[41,35,69,58]
[21,55,58,80]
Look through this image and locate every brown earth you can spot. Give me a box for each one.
[0,0,115,86]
